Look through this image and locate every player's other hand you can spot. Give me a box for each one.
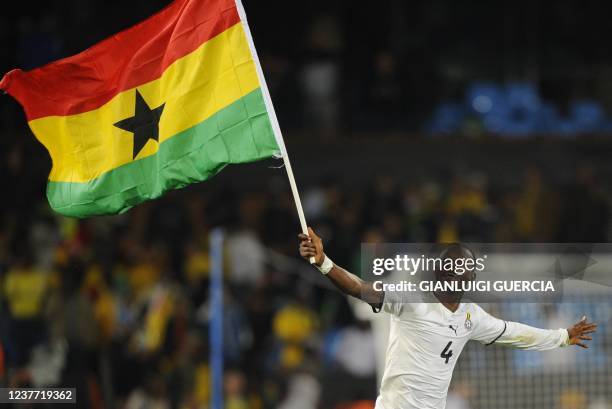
[567,316,597,348]
[298,227,325,266]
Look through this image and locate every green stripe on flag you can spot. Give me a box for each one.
[47,88,279,217]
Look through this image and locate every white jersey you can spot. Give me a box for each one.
[374,292,569,409]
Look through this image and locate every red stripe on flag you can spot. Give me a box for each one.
[0,0,240,121]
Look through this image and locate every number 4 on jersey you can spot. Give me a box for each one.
[440,341,453,364]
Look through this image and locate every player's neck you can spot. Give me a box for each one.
[433,291,462,312]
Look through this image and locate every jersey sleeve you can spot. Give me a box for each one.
[470,304,570,350]
[469,304,508,345]
[491,322,569,350]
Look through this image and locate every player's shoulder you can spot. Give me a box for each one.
[462,302,502,329]
[462,302,489,319]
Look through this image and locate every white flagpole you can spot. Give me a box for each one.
[235,0,314,259]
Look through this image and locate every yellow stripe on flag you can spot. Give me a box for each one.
[30,23,259,183]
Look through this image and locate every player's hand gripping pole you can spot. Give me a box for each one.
[235,0,314,263]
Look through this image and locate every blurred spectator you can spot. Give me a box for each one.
[227,229,266,287]
[3,256,49,366]
[300,15,342,133]
[277,372,321,409]
[323,319,377,406]
[515,167,559,241]
[334,321,376,379]
[272,298,317,370]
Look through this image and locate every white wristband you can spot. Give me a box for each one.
[316,255,334,275]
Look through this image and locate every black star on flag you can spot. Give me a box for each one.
[114,90,165,159]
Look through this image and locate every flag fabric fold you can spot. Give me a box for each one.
[0,0,279,217]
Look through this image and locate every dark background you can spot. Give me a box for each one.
[1,1,611,409]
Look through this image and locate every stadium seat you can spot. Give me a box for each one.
[571,100,604,133]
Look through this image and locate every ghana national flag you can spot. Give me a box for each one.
[0,0,281,217]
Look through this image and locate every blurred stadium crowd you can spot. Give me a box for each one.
[2,1,612,409]
[1,137,611,408]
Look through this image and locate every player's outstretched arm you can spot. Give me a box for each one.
[298,227,384,307]
[484,316,597,350]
